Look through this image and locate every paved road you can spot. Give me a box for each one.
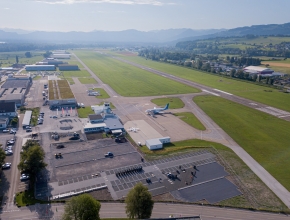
[1,202,289,219]
[70,52,290,208]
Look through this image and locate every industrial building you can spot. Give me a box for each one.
[84,103,124,134]
[22,110,32,128]
[51,54,71,59]
[48,98,77,110]
[0,102,18,118]
[145,137,171,150]
[58,64,79,71]
[53,50,68,54]
[0,117,9,130]
[0,75,32,107]
[244,66,274,74]
[25,65,56,71]
[37,59,65,66]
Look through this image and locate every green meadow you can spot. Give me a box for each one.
[74,50,200,97]
[195,95,290,191]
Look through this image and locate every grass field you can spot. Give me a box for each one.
[78,77,97,84]
[0,51,44,67]
[118,55,290,112]
[61,70,91,78]
[74,50,200,97]
[77,106,94,118]
[151,97,184,109]
[194,95,290,191]
[94,88,110,99]
[33,76,41,80]
[173,112,206,131]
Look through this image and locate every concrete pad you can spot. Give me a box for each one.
[124,120,163,145]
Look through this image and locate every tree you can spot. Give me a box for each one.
[43,51,52,58]
[62,194,101,220]
[18,145,47,176]
[0,148,6,166]
[125,183,154,219]
[230,69,236,77]
[16,55,19,64]
[25,52,32,58]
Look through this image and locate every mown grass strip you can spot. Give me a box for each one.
[74,51,200,97]
[173,112,206,131]
[78,77,97,84]
[151,97,184,109]
[120,55,290,112]
[194,95,290,191]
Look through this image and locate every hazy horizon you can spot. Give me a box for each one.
[1,0,290,32]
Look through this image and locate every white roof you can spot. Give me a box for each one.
[244,66,272,72]
[84,122,106,129]
[146,138,162,146]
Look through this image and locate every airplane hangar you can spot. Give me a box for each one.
[124,120,170,150]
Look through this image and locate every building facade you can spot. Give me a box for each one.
[0,102,18,118]
[25,65,56,71]
[58,64,79,71]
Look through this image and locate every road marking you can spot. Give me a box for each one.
[213,89,233,95]
[202,89,220,96]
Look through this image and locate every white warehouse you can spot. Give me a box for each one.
[145,137,170,150]
[25,65,56,71]
[51,54,71,59]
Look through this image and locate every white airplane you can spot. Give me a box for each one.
[88,90,100,96]
[145,103,169,115]
[128,127,140,132]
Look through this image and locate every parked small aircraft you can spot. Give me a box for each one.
[145,103,169,116]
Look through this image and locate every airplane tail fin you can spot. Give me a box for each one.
[164,103,169,110]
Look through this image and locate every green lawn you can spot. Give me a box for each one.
[15,190,44,207]
[173,112,206,131]
[0,51,44,67]
[77,107,94,118]
[119,56,290,112]
[78,77,97,84]
[151,97,184,109]
[74,50,200,97]
[94,88,110,99]
[61,70,91,78]
[33,76,41,80]
[194,95,290,191]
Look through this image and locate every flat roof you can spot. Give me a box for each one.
[244,66,273,72]
[25,65,55,67]
[88,114,103,120]
[104,116,124,130]
[22,110,32,126]
[146,138,162,145]
[1,79,30,89]
[84,122,106,129]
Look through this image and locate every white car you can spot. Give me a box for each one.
[20,174,30,180]
[2,129,9,133]
[2,162,11,169]
[10,130,16,134]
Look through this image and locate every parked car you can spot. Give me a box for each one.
[25,126,32,130]
[104,152,113,157]
[40,112,45,115]
[10,130,16,134]
[3,129,9,133]
[5,150,13,155]
[26,129,32,132]
[2,162,11,169]
[20,174,30,180]
[52,115,58,119]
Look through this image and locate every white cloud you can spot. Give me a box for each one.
[33,0,167,6]
[3,8,10,10]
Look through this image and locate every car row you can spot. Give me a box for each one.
[2,128,17,134]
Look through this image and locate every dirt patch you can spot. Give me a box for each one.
[86,132,103,141]
[88,188,113,201]
[261,62,290,68]
[152,193,178,202]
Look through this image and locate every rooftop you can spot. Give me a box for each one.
[88,114,103,121]
[104,115,124,130]
[146,138,162,145]
[244,66,273,72]
[0,102,16,113]
[1,78,30,89]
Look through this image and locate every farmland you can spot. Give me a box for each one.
[194,95,290,191]
[57,80,74,99]
[74,50,200,97]
[118,55,290,112]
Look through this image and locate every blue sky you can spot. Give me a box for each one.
[1,0,290,32]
